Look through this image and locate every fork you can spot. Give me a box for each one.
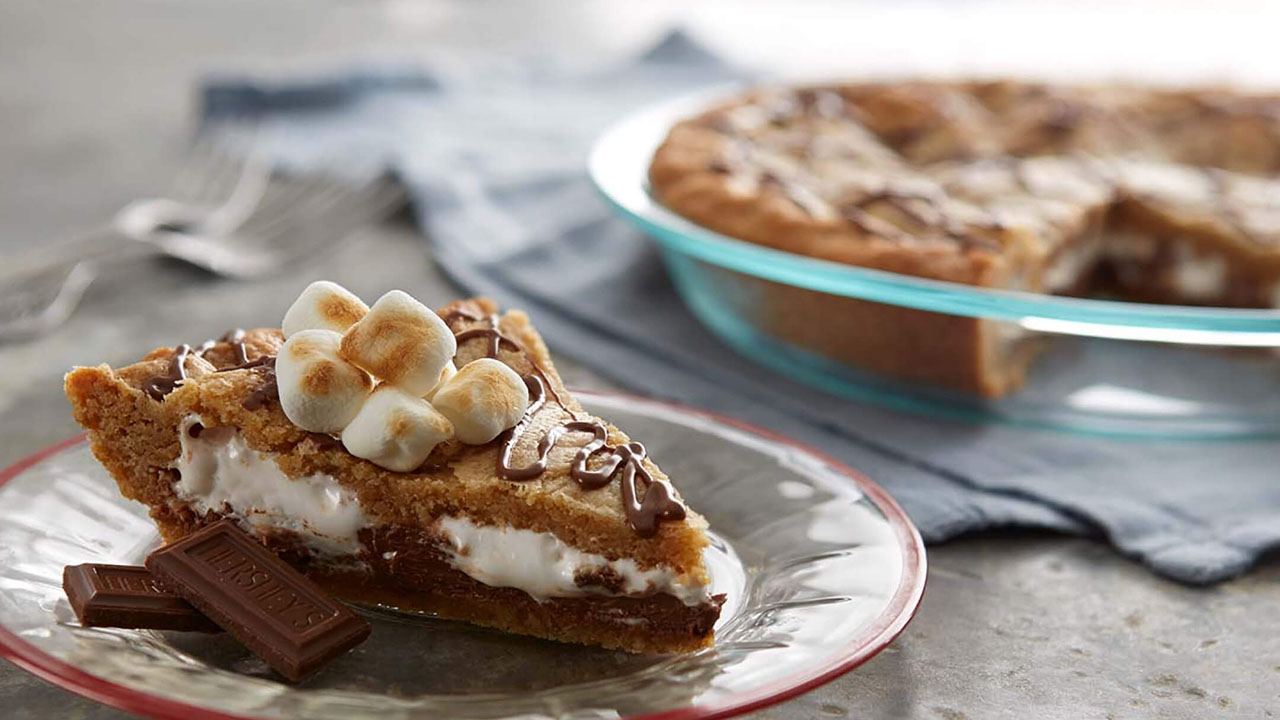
[0,126,407,342]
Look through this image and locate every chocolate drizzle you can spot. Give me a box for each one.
[838,203,915,243]
[174,328,280,410]
[143,344,194,401]
[443,307,565,409]
[761,172,829,218]
[853,186,946,227]
[218,355,274,372]
[144,328,258,402]
[837,182,1005,252]
[210,351,277,410]
[445,308,687,538]
[454,320,521,359]
[220,328,250,366]
[239,357,278,411]
[494,375,556,480]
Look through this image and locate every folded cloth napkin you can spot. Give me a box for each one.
[202,31,1280,584]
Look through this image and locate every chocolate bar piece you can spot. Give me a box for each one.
[146,520,371,682]
[63,563,220,633]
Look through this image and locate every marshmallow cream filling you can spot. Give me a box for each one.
[436,515,711,606]
[173,417,368,557]
[173,416,711,606]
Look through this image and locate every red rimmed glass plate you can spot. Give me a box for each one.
[0,389,925,720]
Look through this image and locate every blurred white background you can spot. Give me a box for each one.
[6,0,1280,260]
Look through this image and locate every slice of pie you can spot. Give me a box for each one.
[65,285,723,653]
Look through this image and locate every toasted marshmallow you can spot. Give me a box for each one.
[431,358,529,445]
[425,361,457,401]
[281,281,369,339]
[276,329,374,433]
[339,290,457,396]
[341,385,454,472]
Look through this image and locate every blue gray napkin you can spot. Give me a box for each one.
[202,31,1280,584]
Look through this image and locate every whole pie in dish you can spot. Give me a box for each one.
[65,282,723,653]
[649,81,1280,396]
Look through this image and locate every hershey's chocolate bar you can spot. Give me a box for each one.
[63,563,221,633]
[146,520,371,682]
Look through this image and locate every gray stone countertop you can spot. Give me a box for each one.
[1,1,1276,718]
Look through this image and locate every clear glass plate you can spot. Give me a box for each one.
[589,90,1280,438]
[0,390,925,720]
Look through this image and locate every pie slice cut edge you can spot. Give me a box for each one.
[65,296,724,653]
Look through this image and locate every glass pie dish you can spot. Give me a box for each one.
[590,89,1280,439]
